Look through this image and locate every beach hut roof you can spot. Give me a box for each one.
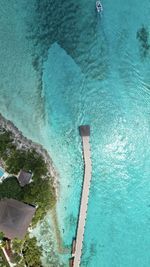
[0,199,36,239]
[18,170,32,187]
[79,125,90,136]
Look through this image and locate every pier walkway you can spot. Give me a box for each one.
[70,125,92,267]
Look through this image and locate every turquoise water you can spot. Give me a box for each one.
[0,0,150,266]
[0,169,4,178]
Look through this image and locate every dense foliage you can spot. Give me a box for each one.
[22,236,42,267]
[0,130,13,159]
[12,236,42,267]
[0,129,56,266]
[0,129,56,224]
[0,232,4,241]
[0,177,23,200]
[0,248,9,267]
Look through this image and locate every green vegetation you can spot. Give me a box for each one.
[6,149,47,177]
[0,248,9,267]
[0,232,6,250]
[0,129,56,224]
[0,128,56,266]
[0,233,4,241]
[22,236,42,267]
[0,177,23,200]
[0,131,13,160]
[11,236,42,267]
[23,176,55,225]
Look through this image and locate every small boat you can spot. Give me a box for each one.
[96,1,103,13]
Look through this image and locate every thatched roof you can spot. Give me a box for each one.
[0,199,36,239]
[17,170,32,187]
[79,125,90,136]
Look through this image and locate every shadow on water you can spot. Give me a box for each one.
[81,242,97,267]
[26,0,109,81]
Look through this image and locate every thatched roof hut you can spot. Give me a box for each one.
[0,199,36,239]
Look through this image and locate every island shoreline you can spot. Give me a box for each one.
[0,113,59,197]
[0,112,67,265]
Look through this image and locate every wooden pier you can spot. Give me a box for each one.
[70,125,92,267]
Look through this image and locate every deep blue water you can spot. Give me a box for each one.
[0,0,150,266]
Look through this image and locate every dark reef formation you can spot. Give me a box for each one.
[26,0,108,80]
[137,26,150,58]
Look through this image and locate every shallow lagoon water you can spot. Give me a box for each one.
[0,0,150,266]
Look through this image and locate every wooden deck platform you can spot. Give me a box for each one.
[71,125,92,267]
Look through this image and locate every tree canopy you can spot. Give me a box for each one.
[0,177,23,200]
[0,129,56,266]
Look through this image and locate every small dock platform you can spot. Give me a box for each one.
[70,125,92,267]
